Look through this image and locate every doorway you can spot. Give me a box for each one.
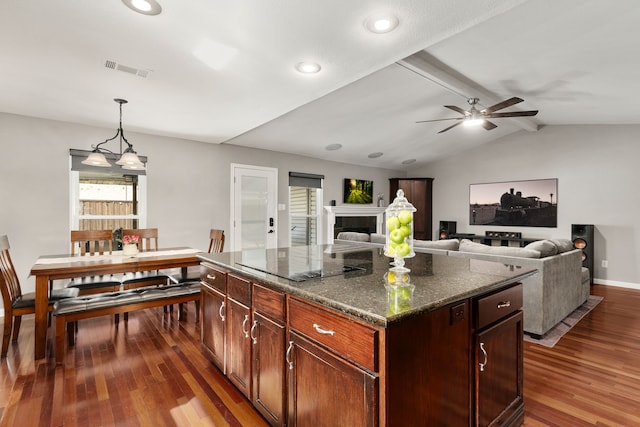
[230,164,278,252]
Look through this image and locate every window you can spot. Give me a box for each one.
[289,172,323,246]
[70,150,147,233]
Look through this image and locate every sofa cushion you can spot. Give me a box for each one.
[525,240,558,258]
[336,232,370,242]
[550,238,575,253]
[370,233,386,244]
[459,239,541,258]
[414,239,460,251]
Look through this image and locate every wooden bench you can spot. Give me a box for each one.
[53,283,201,364]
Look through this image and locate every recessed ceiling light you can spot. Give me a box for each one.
[295,62,321,74]
[122,0,162,15]
[364,13,399,34]
[368,152,383,158]
[401,159,416,165]
[325,144,342,151]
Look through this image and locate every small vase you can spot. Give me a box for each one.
[123,244,138,257]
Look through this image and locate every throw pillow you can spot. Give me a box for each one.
[549,238,575,253]
[459,239,541,258]
[525,240,558,258]
[414,239,460,251]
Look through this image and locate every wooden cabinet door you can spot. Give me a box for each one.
[201,283,226,372]
[475,311,524,427]
[226,298,252,398]
[287,332,378,427]
[252,312,286,426]
[390,178,433,240]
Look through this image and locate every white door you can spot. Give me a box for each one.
[230,164,278,252]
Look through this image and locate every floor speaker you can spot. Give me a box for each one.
[571,224,594,276]
[439,221,457,240]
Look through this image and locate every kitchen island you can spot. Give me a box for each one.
[198,242,536,426]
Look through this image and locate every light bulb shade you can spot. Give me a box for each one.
[464,118,485,127]
[116,152,145,168]
[81,152,112,167]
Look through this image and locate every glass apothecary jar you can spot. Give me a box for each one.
[384,189,417,271]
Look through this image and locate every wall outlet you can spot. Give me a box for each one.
[601,260,608,268]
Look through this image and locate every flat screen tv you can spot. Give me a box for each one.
[469,178,557,227]
[343,178,373,204]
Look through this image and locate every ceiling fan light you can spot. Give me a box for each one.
[82,152,111,167]
[464,118,485,127]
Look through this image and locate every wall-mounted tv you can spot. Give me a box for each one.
[469,178,557,227]
[343,178,373,204]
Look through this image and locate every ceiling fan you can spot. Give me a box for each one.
[416,97,538,134]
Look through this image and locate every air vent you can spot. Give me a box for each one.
[104,59,152,79]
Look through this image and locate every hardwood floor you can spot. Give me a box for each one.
[0,284,638,426]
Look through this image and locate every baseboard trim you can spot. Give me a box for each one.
[593,279,640,290]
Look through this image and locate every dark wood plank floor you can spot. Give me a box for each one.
[1,284,639,426]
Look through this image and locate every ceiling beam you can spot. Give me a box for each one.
[398,50,539,132]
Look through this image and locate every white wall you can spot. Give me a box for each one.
[0,113,403,301]
[413,124,640,288]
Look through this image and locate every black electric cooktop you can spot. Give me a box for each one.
[237,246,367,282]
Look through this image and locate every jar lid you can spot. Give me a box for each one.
[386,189,416,212]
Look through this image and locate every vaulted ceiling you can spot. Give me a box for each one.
[1,0,638,170]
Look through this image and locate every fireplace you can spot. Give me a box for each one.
[324,206,386,244]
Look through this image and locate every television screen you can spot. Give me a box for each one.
[343,178,373,204]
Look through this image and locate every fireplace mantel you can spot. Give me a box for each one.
[324,206,386,244]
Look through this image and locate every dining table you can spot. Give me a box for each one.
[29,247,202,360]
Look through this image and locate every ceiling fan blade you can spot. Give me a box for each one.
[482,120,498,131]
[444,105,468,115]
[484,110,539,118]
[482,97,523,113]
[438,121,463,134]
[416,117,462,123]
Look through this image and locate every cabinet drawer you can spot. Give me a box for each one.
[228,273,251,306]
[288,297,378,372]
[475,284,523,330]
[201,263,227,293]
[252,283,285,322]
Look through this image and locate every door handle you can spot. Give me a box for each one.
[268,230,275,233]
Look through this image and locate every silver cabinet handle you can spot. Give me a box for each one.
[497,301,511,309]
[206,274,216,280]
[242,314,250,338]
[250,320,258,344]
[479,342,488,372]
[285,341,294,370]
[313,323,335,336]
[218,301,225,322]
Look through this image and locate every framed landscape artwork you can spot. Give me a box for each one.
[469,178,558,227]
[343,178,373,204]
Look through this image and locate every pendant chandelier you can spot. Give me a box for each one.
[81,98,145,170]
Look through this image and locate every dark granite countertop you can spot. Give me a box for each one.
[198,242,536,327]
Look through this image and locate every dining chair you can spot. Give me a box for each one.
[120,228,170,290]
[1,235,79,357]
[65,230,122,295]
[167,229,225,284]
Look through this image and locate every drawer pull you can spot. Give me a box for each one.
[250,320,258,344]
[206,274,216,281]
[479,342,488,372]
[218,301,226,322]
[497,301,511,309]
[242,314,250,338]
[286,341,294,370]
[313,323,335,336]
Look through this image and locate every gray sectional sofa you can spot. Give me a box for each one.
[337,232,589,338]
